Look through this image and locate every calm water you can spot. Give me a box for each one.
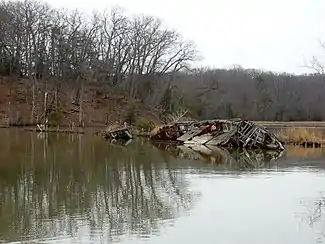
[1,129,325,244]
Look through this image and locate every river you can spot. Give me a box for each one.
[0,129,325,244]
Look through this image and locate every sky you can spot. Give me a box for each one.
[39,0,325,74]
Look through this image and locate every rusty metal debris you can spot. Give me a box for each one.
[150,119,285,151]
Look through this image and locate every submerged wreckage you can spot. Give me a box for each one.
[150,119,285,151]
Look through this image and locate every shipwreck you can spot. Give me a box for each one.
[150,119,285,151]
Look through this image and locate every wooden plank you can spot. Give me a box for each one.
[184,134,214,145]
[243,127,258,147]
[177,129,203,142]
[205,129,237,146]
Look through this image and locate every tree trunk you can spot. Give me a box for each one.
[31,81,35,125]
[79,80,83,126]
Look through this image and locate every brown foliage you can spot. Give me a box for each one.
[277,127,325,143]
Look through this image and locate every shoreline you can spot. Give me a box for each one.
[2,120,325,128]
[254,121,325,128]
[2,121,325,148]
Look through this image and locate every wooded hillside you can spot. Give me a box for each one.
[0,0,324,125]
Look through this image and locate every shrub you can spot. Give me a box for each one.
[47,109,62,126]
[136,119,156,132]
[124,107,137,125]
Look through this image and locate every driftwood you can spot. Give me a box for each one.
[150,119,285,151]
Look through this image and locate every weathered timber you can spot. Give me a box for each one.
[205,129,237,147]
[178,128,205,142]
[150,118,285,151]
[103,127,133,140]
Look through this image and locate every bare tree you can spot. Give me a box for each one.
[2,0,325,122]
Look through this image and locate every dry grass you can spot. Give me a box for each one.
[150,124,165,134]
[255,121,325,128]
[105,123,125,132]
[277,127,325,144]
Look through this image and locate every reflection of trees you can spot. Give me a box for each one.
[0,131,198,243]
[152,142,283,170]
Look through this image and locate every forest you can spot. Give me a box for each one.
[0,0,324,124]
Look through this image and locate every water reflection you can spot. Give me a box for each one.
[152,142,283,170]
[2,129,325,244]
[0,130,199,243]
[297,193,325,244]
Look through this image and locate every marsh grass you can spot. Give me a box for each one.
[277,127,325,144]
